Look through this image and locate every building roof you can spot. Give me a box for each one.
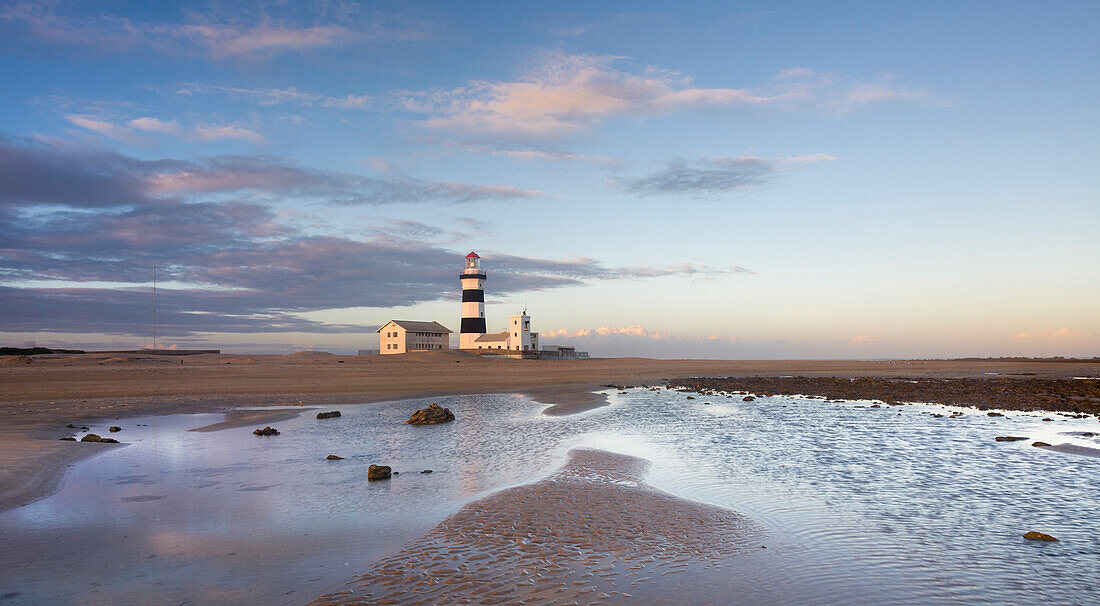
[376,320,453,334]
[474,332,509,342]
[466,251,480,258]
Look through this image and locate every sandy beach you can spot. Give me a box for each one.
[2,352,1099,604]
[1,351,1097,512]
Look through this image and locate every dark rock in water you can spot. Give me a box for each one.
[368,464,392,481]
[421,469,433,474]
[994,436,1028,442]
[686,396,695,400]
[1042,418,1053,422]
[1032,441,1052,447]
[405,403,455,425]
[743,396,755,402]
[79,434,120,443]
[392,471,399,475]
[109,426,121,432]
[316,411,342,419]
[987,412,1004,417]
[59,437,76,441]
[253,426,280,436]
[66,424,76,428]
[870,404,882,408]
[931,413,945,418]
[1023,531,1059,542]
[326,454,344,460]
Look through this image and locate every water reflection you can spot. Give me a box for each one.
[1,391,1098,604]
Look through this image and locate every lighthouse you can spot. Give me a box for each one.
[459,252,486,349]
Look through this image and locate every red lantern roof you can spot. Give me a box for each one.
[466,251,480,258]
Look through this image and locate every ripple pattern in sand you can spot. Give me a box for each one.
[310,449,762,606]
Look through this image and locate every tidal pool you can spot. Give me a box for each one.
[1,390,1098,604]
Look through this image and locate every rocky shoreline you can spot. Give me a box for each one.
[667,376,1100,416]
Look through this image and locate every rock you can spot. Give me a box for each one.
[994,436,1028,442]
[743,396,755,402]
[109,426,121,433]
[59,437,76,441]
[405,403,455,425]
[253,426,280,436]
[326,454,344,460]
[421,469,433,474]
[987,412,1004,417]
[1023,531,1059,542]
[1042,418,1053,422]
[316,411,342,419]
[870,404,881,408]
[79,434,119,443]
[686,396,695,400]
[66,424,76,428]
[368,464,392,481]
[1032,441,1051,447]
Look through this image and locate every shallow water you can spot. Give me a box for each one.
[1,390,1098,604]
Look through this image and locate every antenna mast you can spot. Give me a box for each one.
[152,265,157,351]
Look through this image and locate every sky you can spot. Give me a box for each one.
[0,1,1097,358]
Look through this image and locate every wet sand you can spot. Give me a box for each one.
[310,448,763,606]
[2,352,1097,512]
[188,407,308,432]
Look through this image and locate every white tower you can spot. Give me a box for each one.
[459,252,486,349]
[508,313,533,351]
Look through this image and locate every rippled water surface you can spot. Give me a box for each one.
[1,389,1098,604]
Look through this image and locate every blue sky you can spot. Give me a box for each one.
[0,1,1097,357]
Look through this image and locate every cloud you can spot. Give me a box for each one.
[0,134,539,210]
[397,52,940,140]
[400,51,776,138]
[64,115,147,145]
[128,117,182,135]
[0,136,741,337]
[64,114,264,145]
[174,83,372,110]
[851,335,879,343]
[1010,328,1090,340]
[543,325,669,340]
[0,3,430,59]
[616,154,835,197]
[190,124,265,143]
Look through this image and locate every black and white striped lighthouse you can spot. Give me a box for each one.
[459,252,486,349]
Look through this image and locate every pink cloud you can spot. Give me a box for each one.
[1011,328,1091,340]
[408,52,776,138]
[64,114,145,144]
[128,117,181,135]
[1,3,428,59]
[401,53,939,139]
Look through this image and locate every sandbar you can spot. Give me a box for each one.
[310,448,762,605]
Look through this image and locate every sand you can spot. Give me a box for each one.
[2,352,1098,512]
[310,448,763,606]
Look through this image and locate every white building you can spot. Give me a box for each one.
[377,320,452,354]
[473,313,540,352]
[456,252,583,359]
